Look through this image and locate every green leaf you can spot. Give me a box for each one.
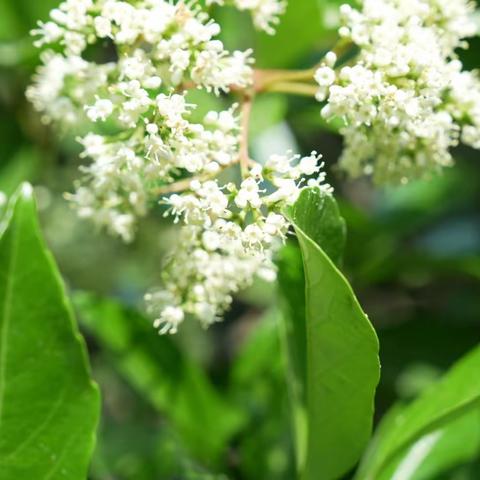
[75,293,245,466]
[356,345,480,480]
[410,410,480,479]
[279,187,380,480]
[278,190,347,416]
[0,184,100,479]
[377,409,480,480]
[288,187,347,267]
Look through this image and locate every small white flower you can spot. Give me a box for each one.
[235,177,262,209]
[154,306,185,334]
[85,98,114,122]
[146,123,158,135]
[324,51,337,68]
[243,224,265,246]
[315,66,335,87]
[94,16,112,38]
[264,212,287,237]
[202,230,221,251]
[298,152,322,176]
[266,153,291,174]
[269,178,300,204]
[32,21,63,46]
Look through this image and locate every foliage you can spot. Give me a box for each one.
[282,188,380,480]
[0,0,479,479]
[0,184,100,479]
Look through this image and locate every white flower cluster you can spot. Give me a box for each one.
[27,0,253,123]
[315,0,480,184]
[65,102,241,242]
[28,0,253,241]
[206,0,286,35]
[28,0,333,333]
[146,152,331,334]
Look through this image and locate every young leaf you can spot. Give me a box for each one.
[356,344,480,480]
[0,184,100,479]
[280,187,380,480]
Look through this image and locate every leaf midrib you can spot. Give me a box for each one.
[0,205,21,431]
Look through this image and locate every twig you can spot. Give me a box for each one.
[265,82,318,97]
[254,68,316,91]
[239,96,253,178]
[153,177,197,196]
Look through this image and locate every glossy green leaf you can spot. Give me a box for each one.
[75,293,245,465]
[277,242,309,470]
[377,409,480,480]
[278,189,347,409]
[0,184,100,479]
[359,394,480,480]
[289,187,347,267]
[356,345,480,480]
[280,187,380,480]
[277,187,348,471]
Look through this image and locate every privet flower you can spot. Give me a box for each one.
[206,0,286,35]
[147,153,331,334]
[28,0,332,333]
[315,0,480,184]
[28,0,253,241]
[27,0,253,124]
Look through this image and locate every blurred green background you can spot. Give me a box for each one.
[1,0,479,478]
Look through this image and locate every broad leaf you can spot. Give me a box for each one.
[278,189,347,410]
[75,293,245,465]
[279,187,380,480]
[0,184,100,479]
[356,345,480,480]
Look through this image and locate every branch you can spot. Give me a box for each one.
[153,177,197,196]
[239,96,253,178]
[264,82,318,97]
[254,68,316,91]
